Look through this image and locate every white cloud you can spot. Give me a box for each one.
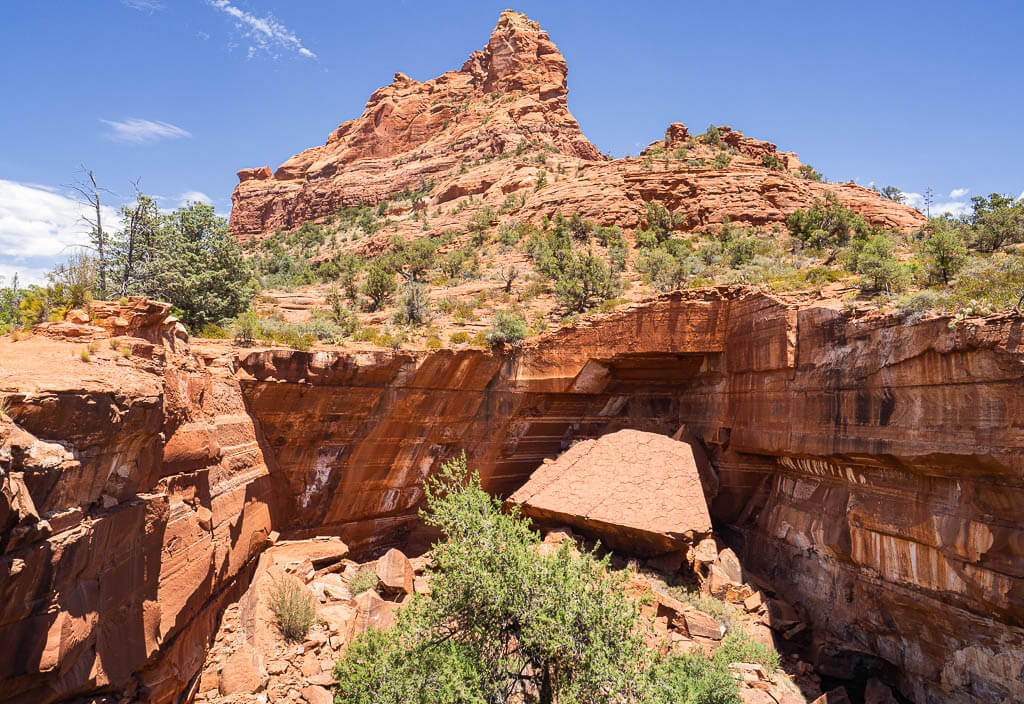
[101,118,191,144]
[207,0,317,59]
[949,187,969,199]
[0,180,122,284]
[177,191,213,207]
[902,191,972,219]
[122,0,164,11]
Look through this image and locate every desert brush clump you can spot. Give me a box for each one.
[333,454,745,704]
[348,566,380,596]
[267,576,316,641]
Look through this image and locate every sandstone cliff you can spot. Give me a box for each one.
[229,11,924,244]
[2,292,1023,703]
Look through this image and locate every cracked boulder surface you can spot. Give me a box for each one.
[508,428,713,556]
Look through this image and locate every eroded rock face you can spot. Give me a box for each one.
[229,10,603,240]
[228,12,924,242]
[235,290,1024,704]
[508,429,712,556]
[0,335,277,704]
[3,289,1023,704]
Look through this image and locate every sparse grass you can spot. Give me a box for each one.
[268,576,316,641]
[348,566,379,596]
[352,327,379,344]
[713,629,780,674]
[120,346,132,358]
[667,585,740,632]
[79,348,91,362]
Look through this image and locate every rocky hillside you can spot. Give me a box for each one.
[229,10,923,244]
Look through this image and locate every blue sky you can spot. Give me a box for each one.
[2,0,1022,283]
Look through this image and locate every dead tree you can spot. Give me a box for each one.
[67,166,113,298]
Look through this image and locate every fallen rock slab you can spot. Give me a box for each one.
[376,548,414,595]
[508,429,712,556]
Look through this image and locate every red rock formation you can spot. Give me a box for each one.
[0,330,277,703]
[228,12,924,242]
[229,10,603,240]
[3,291,1024,703]
[508,429,712,556]
[234,290,1024,704]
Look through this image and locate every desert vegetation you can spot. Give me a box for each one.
[332,454,759,704]
[3,163,1021,349]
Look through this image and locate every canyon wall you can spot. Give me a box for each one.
[3,290,1022,703]
[1,341,279,704]
[236,290,1024,704]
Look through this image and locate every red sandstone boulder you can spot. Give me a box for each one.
[218,644,266,695]
[354,589,399,632]
[375,547,414,595]
[508,429,712,556]
[301,684,333,704]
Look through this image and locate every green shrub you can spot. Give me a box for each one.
[636,248,688,292]
[389,236,438,282]
[922,221,967,284]
[795,164,823,181]
[377,328,408,349]
[486,311,529,344]
[713,630,780,674]
[786,191,870,252]
[352,327,380,343]
[394,283,432,326]
[196,323,228,339]
[947,254,1024,311]
[761,154,784,170]
[712,152,732,169]
[553,250,622,312]
[646,652,741,704]
[642,202,684,243]
[231,310,260,346]
[880,185,905,202]
[467,208,495,246]
[333,454,654,704]
[363,261,397,310]
[701,124,722,147]
[348,566,380,596]
[449,331,470,344]
[848,232,909,293]
[895,289,948,313]
[268,577,316,641]
[967,193,1024,252]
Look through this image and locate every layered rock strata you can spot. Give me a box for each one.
[0,327,278,703]
[235,290,1024,704]
[229,12,924,243]
[3,289,1023,704]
